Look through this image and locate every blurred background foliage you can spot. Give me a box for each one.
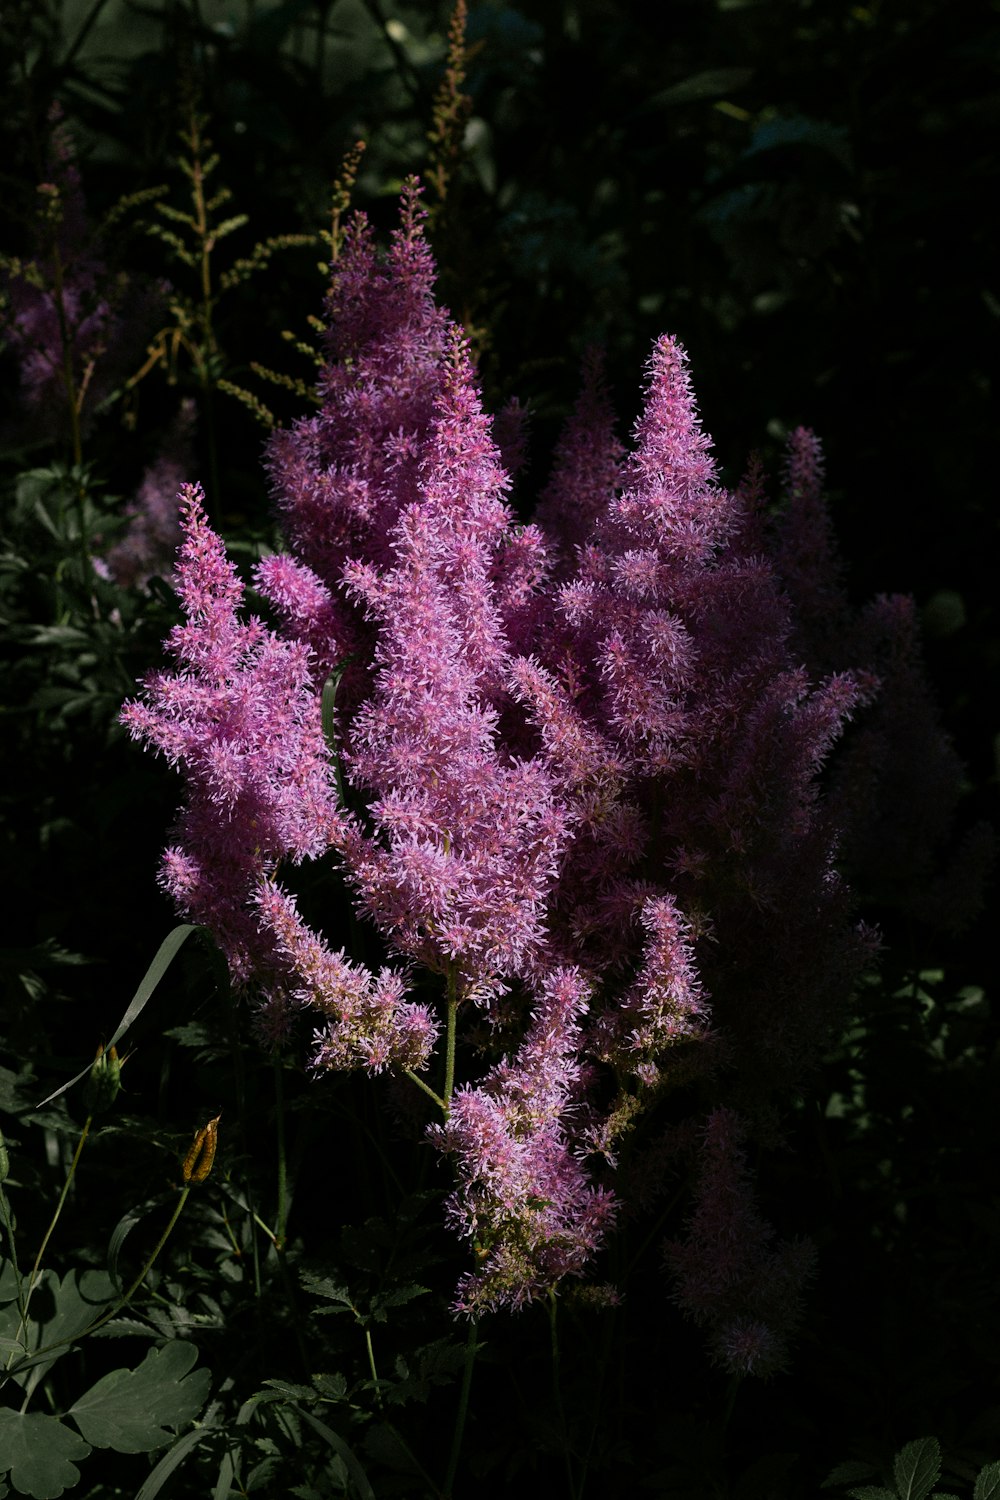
[0,0,997,1493]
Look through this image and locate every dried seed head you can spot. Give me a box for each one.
[182,1114,221,1184]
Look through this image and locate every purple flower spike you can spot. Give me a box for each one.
[121,483,343,978]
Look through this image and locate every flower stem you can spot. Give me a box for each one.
[443,965,458,1110]
[443,1315,478,1498]
[15,1115,92,1347]
[274,1057,289,1249]
[549,1291,578,1500]
[403,1068,446,1114]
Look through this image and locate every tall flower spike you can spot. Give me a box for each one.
[339,333,571,999]
[120,483,343,979]
[664,1107,815,1378]
[431,968,617,1314]
[534,348,624,577]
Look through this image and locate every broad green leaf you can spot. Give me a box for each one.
[68,1340,210,1452]
[0,1411,90,1500]
[1,1269,115,1395]
[846,1489,897,1500]
[895,1439,942,1500]
[976,1463,1000,1500]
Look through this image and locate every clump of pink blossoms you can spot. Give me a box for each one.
[124,181,976,1368]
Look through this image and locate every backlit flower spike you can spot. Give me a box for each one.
[663,1107,815,1378]
[102,399,195,589]
[431,968,617,1314]
[587,894,710,1084]
[121,484,342,978]
[534,347,624,576]
[773,426,851,671]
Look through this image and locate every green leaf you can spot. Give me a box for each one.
[290,1407,375,1500]
[68,1341,210,1453]
[976,1463,1000,1500]
[648,67,754,107]
[0,1411,90,1499]
[34,925,198,1109]
[824,1462,880,1487]
[1,1269,115,1395]
[846,1489,897,1500]
[135,1428,210,1500]
[895,1439,942,1500]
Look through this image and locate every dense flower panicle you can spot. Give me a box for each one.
[120,484,342,977]
[102,399,195,588]
[588,895,710,1083]
[664,1107,815,1377]
[266,182,449,594]
[431,969,617,1314]
[338,337,571,995]
[253,552,344,685]
[492,395,531,481]
[255,880,436,1072]
[774,426,849,671]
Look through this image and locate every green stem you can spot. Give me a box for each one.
[549,1291,578,1500]
[364,1325,382,1409]
[403,1068,446,1114]
[5,1185,192,1378]
[720,1372,741,1432]
[274,1058,289,1249]
[443,966,458,1110]
[14,1116,91,1349]
[0,1191,26,1330]
[442,1316,478,1498]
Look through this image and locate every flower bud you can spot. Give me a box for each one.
[182,1115,220,1184]
[82,1043,122,1115]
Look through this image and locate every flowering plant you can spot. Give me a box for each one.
[123,181,981,1384]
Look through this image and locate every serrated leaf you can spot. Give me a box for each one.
[976,1463,1000,1500]
[0,1411,90,1499]
[846,1489,897,1500]
[261,1379,314,1400]
[824,1462,880,1487]
[68,1341,210,1453]
[895,1439,941,1500]
[299,1272,354,1309]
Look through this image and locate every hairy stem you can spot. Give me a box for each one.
[443,965,458,1110]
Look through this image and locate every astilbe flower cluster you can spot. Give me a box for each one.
[124,184,974,1367]
[1,108,159,443]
